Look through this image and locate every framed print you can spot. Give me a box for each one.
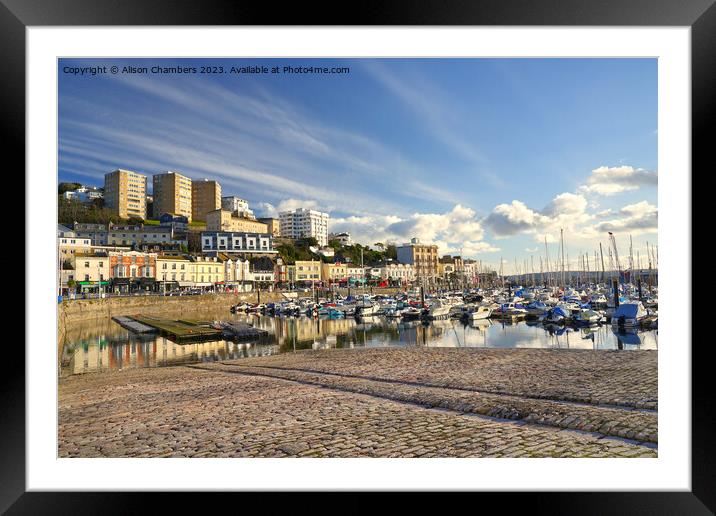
[4,0,712,513]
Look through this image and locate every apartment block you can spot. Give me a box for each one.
[205,209,268,233]
[279,208,329,246]
[201,231,275,256]
[396,238,439,283]
[104,169,147,220]
[221,196,254,219]
[152,171,192,221]
[257,217,280,237]
[191,179,221,222]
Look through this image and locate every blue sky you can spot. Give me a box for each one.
[58,58,658,273]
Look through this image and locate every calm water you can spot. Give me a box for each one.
[60,310,657,376]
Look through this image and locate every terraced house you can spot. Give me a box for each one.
[156,255,192,289]
[72,252,110,293]
[321,262,348,285]
[201,231,275,257]
[294,260,322,285]
[108,250,157,293]
[190,256,225,288]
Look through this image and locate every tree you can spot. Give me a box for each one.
[328,239,343,250]
[58,197,134,225]
[299,236,319,248]
[58,182,82,194]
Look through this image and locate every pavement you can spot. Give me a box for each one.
[58,347,657,458]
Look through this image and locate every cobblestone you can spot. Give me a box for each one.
[58,348,657,458]
[194,361,657,443]
[229,347,657,409]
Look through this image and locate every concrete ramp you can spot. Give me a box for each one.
[112,316,158,334]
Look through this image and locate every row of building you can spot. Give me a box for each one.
[98,169,331,246]
[60,223,494,294]
[60,169,497,294]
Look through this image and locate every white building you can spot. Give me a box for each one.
[329,232,351,246]
[221,196,255,219]
[310,246,335,259]
[224,258,253,291]
[201,231,275,256]
[380,263,416,284]
[279,208,329,246]
[346,266,366,280]
[62,186,103,203]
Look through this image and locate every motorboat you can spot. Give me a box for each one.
[469,306,492,321]
[400,307,422,320]
[319,307,345,319]
[574,308,603,325]
[611,302,648,327]
[525,301,549,318]
[424,299,452,319]
[231,301,254,312]
[542,306,570,324]
[492,302,528,319]
[355,303,380,317]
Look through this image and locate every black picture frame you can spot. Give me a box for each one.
[4,0,709,513]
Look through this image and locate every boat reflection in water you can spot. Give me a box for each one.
[60,311,657,376]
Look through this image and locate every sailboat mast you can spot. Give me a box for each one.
[628,234,634,285]
[531,255,535,287]
[560,228,565,290]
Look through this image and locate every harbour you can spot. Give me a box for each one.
[52,57,664,464]
[61,290,657,377]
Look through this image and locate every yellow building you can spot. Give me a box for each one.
[58,235,92,267]
[257,217,280,237]
[397,238,439,282]
[104,169,147,220]
[294,260,321,284]
[156,255,192,286]
[205,209,268,233]
[191,179,221,222]
[438,261,456,278]
[190,256,225,287]
[321,262,347,284]
[72,253,111,293]
[153,171,192,221]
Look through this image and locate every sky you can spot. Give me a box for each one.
[58,58,658,274]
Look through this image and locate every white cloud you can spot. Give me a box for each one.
[585,201,658,235]
[484,193,592,240]
[579,166,657,196]
[328,204,499,257]
[256,199,318,218]
[484,200,548,237]
[542,192,588,216]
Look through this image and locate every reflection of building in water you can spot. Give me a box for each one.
[62,335,279,375]
[61,314,660,376]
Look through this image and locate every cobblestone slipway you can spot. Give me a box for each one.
[58,348,657,458]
